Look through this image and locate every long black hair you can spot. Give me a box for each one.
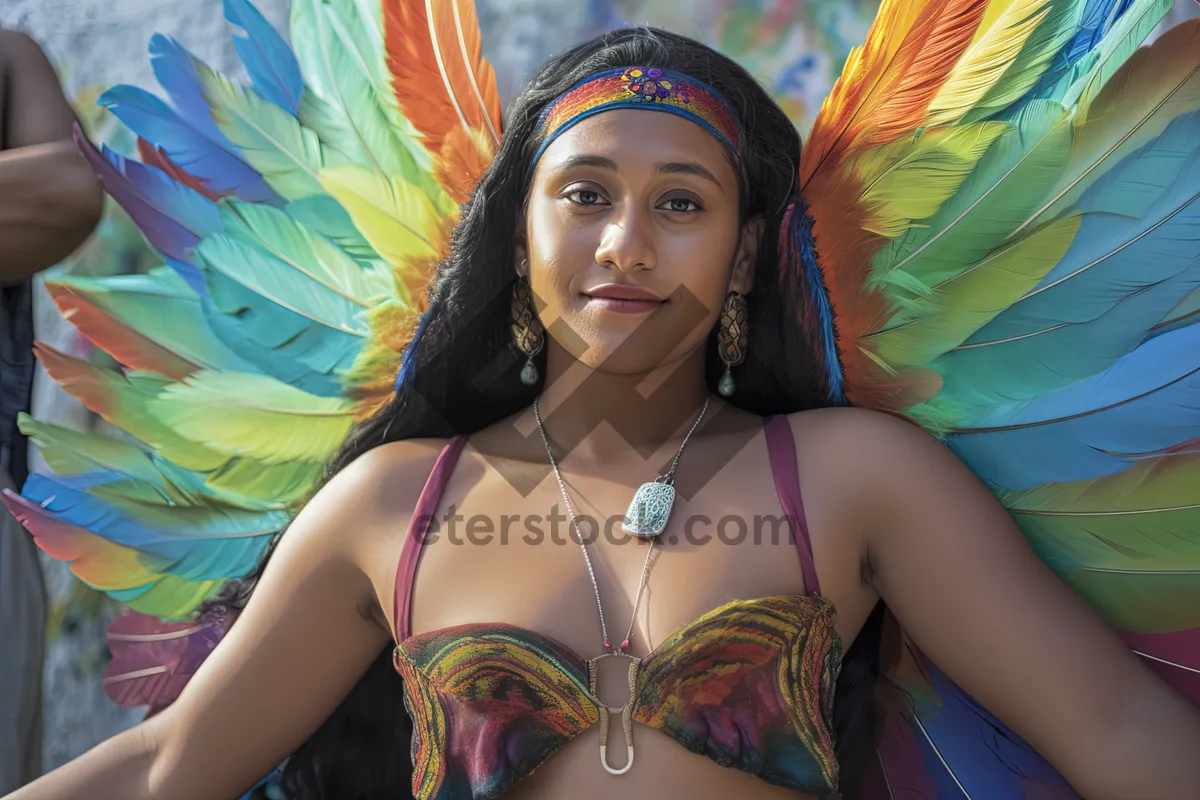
[228,25,886,799]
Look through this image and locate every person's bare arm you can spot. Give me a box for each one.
[0,30,102,286]
[5,440,436,800]
[830,408,1200,798]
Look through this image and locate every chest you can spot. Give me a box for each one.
[399,435,816,660]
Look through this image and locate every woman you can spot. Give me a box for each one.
[6,3,1200,799]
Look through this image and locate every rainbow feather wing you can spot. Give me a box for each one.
[6,0,504,710]
[801,0,1200,793]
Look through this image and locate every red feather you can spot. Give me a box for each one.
[1123,629,1200,707]
[103,607,238,711]
[136,138,228,202]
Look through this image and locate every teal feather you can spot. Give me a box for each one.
[289,0,435,193]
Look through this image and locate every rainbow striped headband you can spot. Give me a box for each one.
[531,67,743,169]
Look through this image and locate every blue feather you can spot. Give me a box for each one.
[940,116,1200,410]
[201,270,356,397]
[224,0,303,115]
[909,655,1079,799]
[164,256,208,297]
[949,323,1200,489]
[1019,0,1150,108]
[394,301,438,391]
[98,84,276,203]
[788,202,846,404]
[21,473,283,581]
[149,35,240,152]
[77,133,221,268]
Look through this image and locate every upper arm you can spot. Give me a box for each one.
[0,30,76,148]
[145,442,432,800]
[837,409,1196,792]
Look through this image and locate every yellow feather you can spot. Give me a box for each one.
[852,122,1010,237]
[150,371,356,466]
[317,163,445,272]
[925,0,1052,127]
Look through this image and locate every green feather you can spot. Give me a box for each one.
[853,123,1012,239]
[195,231,373,338]
[873,100,1072,300]
[1005,455,1200,568]
[218,201,393,307]
[111,576,224,621]
[1063,567,1200,633]
[197,58,339,200]
[286,195,381,262]
[51,268,257,374]
[869,214,1081,366]
[149,371,357,465]
[1004,454,1200,633]
[290,0,439,200]
[18,415,194,504]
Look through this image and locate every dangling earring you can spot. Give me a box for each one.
[717,290,748,397]
[511,270,545,386]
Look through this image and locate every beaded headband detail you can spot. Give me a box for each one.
[531,67,743,168]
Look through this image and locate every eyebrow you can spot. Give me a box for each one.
[551,155,726,191]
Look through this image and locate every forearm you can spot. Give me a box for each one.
[0,140,103,286]
[6,722,159,800]
[1067,668,1200,799]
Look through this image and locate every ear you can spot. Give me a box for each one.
[514,239,529,279]
[730,215,765,295]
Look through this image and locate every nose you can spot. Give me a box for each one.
[593,200,656,273]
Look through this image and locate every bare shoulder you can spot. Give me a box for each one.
[782,406,1001,549]
[307,436,459,628]
[317,436,457,547]
[783,405,957,478]
[781,406,973,550]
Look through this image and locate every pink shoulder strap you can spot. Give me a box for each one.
[763,414,821,597]
[393,434,469,642]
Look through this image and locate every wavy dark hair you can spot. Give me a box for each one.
[228,25,887,800]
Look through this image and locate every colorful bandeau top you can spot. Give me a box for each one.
[391,414,844,800]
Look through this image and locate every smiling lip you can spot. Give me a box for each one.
[582,284,667,314]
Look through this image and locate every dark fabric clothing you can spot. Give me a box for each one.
[0,276,33,487]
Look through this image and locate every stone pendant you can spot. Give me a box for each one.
[622,480,676,537]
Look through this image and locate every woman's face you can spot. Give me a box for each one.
[521,108,760,374]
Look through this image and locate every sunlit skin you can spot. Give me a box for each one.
[12,105,1200,800]
[518,109,759,377]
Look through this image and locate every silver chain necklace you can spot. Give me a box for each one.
[533,393,709,776]
[532,393,710,656]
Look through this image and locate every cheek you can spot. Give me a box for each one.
[525,196,591,321]
[664,221,742,305]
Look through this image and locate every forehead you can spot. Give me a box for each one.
[533,109,736,180]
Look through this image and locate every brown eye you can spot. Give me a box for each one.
[566,189,606,206]
[659,197,702,213]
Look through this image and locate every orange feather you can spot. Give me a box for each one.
[435,124,497,205]
[802,0,987,185]
[45,282,201,382]
[803,163,942,414]
[384,0,503,178]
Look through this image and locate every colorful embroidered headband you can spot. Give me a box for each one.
[531,67,744,169]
